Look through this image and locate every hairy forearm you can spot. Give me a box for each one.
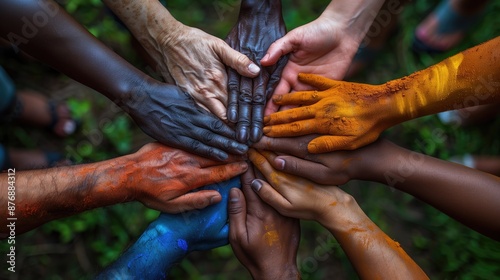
[0,0,149,103]
[383,36,500,123]
[359,141,500,240]
[323,209,428,279]
[0,158,132,237]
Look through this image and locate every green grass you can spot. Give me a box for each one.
[1,0,499,279]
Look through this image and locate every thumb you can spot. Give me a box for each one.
[261,34,296,66]
[228,188,248,242]
[217,42,260,78]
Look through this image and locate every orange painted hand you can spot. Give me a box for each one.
[263,73,397,153]
[228,168,300,279]
[123,143,248,213]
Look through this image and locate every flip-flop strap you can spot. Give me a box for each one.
[434,0,483,35]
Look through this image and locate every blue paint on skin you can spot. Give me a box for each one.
[127,254,144,269]
[177,239,188,252]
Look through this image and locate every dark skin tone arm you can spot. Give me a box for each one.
[225,0,288,143]
[0,143,248,237]
[0,0,248,161]
[254,136,500,241]
[228,167,300,280]
[248,149,428,280]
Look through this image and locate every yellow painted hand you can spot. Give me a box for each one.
[263,73,397,153]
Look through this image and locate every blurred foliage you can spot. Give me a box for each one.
[1,0,500,279]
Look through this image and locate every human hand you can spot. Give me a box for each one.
[153,177,241,252]
[248,149,364,228]
[123,143,247,213]
[122,81,249,161]
[263,73,399,153]
[225,0,287,143]
[261,16,360,115]
[229,167,300,279]
[253,136,394,185]
[154,24,261,120]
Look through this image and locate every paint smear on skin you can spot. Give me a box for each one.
[263,230,280,247]
[329,201,337,206]
[177,239,188,252]
[342,157,361,169]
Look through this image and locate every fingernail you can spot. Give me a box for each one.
[248,63,260,75]
[263,127,270,134]
[276,158,285,170]
[263,116,270,124]
[251,179,262,192]
[273,95,283,102]
[239,162,248,170]
[229,188,240,202]
[262,53,270,62]
[238,129,249,143]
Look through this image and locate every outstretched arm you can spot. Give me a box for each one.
[0,143,247,237]
[102,0,260,121]
[97,178,240,279]
[262,0,387,115]
[248,149,428,279]
[253,136,500,241]
[264,36,500,153]
[0,0,249,161]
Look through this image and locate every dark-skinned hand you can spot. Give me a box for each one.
[225,0,288,143]
[229,167,300,279]
[123,81,248,161]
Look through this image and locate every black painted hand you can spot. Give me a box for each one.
[122,81,248,161]
[225,0,287,143]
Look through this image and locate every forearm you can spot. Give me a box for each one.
[0,159,133,236]
[97,220,185,279]
[359,140,500,240]
[102,0,179,54]
[321,0,385,43]
[323,210,428,279]
[0,0,149,103]
[384,36,500,123]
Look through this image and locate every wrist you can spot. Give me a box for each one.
[321,0,385,44]
[251,264,300,280]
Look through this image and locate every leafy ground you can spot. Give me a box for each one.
[1,0,500,279]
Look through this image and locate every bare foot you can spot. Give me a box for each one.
[15,90,77,137]
[414,0,488,52]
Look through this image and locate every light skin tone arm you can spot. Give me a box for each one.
[0,0,249,161]
[262,0,387,115]
[264,36,500,153]
[97,178,240,279]
[253,136,500,241]
[247,149,428,280]
[228,168,300,280]
[102,0,260,121]
[0,143,248,237]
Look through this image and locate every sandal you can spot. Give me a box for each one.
[0,91,78,137]
[412,0,484,54]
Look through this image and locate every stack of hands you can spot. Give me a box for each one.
[1,0,499,278]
